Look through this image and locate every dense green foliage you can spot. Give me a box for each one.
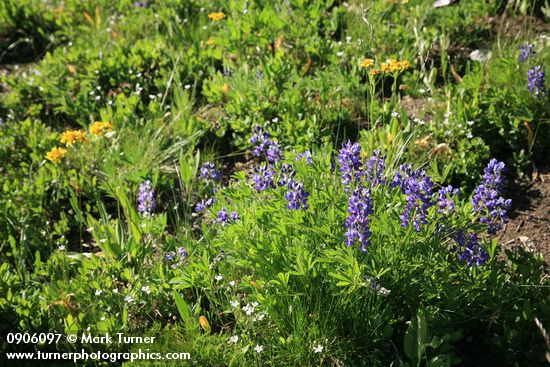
[1,0,549,366]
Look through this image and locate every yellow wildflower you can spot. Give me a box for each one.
[208,12,225,21]
[45,147,67,164]
[89,121,112,136]
[380,63,390,74]
[370,69,380,76]
[360,58,374,68]
[399,60,411,70]
[60,130,88,146]
[206,38,215,46]
[199,316,211,331]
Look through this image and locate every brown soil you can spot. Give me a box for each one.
[498,171,550,264]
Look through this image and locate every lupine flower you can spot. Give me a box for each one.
[250,126,271,156]
[452,231,489,267]
[133,0,149,7]
[138,180,155,216]
[338,141,363,190]
[345,185,374,252]
[363,275,391,296]
[45,147,67,164]
[284,180,309,210]
[391,164,414,191]
[217,207,239,224]
[250,126,283,163]
[278,163,296,186]
[527,66,545,96]
[399,169,434,231]
[267,141,283,163]
[252,163,276,191]
[165,247,188,266]
[364,150,386,186]
[195,198,215,213]
[472,159,511,234]
[295,150,313,165]
[437,185,459,214]
[519,43,534,62]
[199,162,222,181]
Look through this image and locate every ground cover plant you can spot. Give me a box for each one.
[1,0,549,366]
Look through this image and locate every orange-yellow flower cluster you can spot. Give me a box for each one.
[46,121,113,164]
[381,59,411,73]
[360,58,374,68]
[208,12,225,21]
[45,147,67,164]
[60,130,88,146]
[363,58,412,76]
[89,121,113,136]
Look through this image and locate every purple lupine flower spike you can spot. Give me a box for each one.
[278,163,296,187]
[195,198,215,213]
[138,180,155,216]
[199,162,222,181]
[284,180,309,210]
[453,231,489,267]
[252,163,276,191]
[338,140,363,190]
[364,150,386,187]
[527,66,545,96]
[519,43,534,63]
[296,150,313,165]
[394,167,434,232]
[472,159,511,234]
[437,185,459,214]
[345,185,374,252]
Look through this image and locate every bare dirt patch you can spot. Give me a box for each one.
[499,171,550,264]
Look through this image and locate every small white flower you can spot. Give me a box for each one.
[58,245,65,251]
[215,274,223,281]
[242,303,255,315]
[336,51,344,57]
[228,335,239,344]
[391,111,399,118]
[112,288,119,294]
[100,316,105,321]
[141,286,151,294]
[184,84,191,89]
[229,281,236,287]
[95,289,103,296]
[254,344,264,353]
[254,313,266,322]
[313,344,324,353]
[100,238,107,244]
[124,295,133,303]
[230,300,239,308]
